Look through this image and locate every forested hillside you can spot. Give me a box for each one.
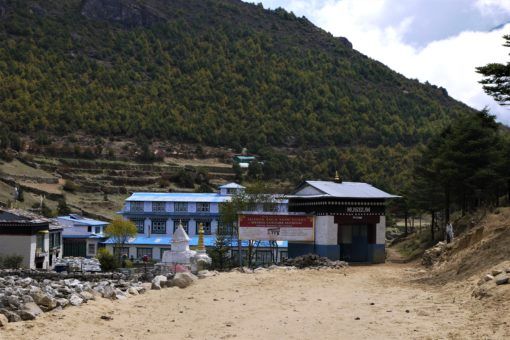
[0,0,478,191]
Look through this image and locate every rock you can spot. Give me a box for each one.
[19,302,43,320]
[284,254,348,269]
[483,274,494,282]
[5,295,20,308]
[21,295,34,304]
[79,291,95,301]
[19,277,33,287]
[102,285,117,300]
[170,272,197,289]
[0,308,21,322]
[492,269,503,276]
[151,275,167,290]
[56,298,69,308]
[496,277,509,285]
[69,294,83,306]
[0,313,8,327]
[31,292,58,311]
[197,270,217,279]
[128,287,139,295]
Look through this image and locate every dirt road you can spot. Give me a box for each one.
[1,264,507,339]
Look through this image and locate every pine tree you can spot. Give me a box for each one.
[476,35,510,105]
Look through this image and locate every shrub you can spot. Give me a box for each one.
[97,248,118,271]
[63,180,79,192]
[0,255,24,269]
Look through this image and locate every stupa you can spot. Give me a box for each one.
[161,220,196,267]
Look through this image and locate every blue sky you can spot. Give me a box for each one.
[244,0,510,124]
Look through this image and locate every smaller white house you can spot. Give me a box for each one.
[58,214,109,258]
[0,209,63,269]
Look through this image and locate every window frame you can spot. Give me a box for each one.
[132,219,145,234]
[152,201,166,213]
[173,220,189,234]
[195,221,212,235]
[174,202,188,212]
[151,219,167,234]
[136,247,153,259]
[130,201,144,212]
[196,202,210,212]
[88,243,96,255]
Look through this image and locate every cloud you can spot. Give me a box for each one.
[247,0,510,124]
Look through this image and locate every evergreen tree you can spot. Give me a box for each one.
[477,35,510,105]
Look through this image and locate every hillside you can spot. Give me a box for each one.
[0,0,478,192]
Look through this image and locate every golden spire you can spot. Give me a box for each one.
[197,222,205,252]
[334,170,341,183]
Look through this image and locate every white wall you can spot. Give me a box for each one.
[0,235,33,268]
[376,216,386,244]
[314,215,337,245]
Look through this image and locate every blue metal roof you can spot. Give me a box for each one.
[58,216,108,226]
[63,235,107,240]
[125,192,232,203]
[101,236,287,248]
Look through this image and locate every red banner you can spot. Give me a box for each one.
[239,214,314,228]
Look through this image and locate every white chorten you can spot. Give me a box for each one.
[161,221,196,265]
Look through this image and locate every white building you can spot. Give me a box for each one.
[57,214,109,258]
[105,183,288,262]
[0,209,63,269]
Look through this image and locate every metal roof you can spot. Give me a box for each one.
[102,235,287,248]
[125,192,233,203]
[58,215,108,226]
[219,182,246,189]
[292,181,399,199]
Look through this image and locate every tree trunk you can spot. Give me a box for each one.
[404,210,408,236]
[445,188,450,225]
[430,211,435,241]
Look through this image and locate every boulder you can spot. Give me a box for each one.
[496,277,509,285]
[0,313,8,327]
[197,270,217,279]
[56,298,69,308]
[483,274,494,282]
[0,308,21,322]
[69,294,83,306]
[102,285,117,300]
[170,272,197,289]
[79,291,95,301]
[151,275,167,290]
[19,302,43,320]
[492,269,503,276]
[5,295,20,309]
[128,287,139,295]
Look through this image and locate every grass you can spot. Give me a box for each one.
[0,159,56,179]
[394,230,439,261]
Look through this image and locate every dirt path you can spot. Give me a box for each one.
[1,264,507,340]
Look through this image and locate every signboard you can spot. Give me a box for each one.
[238,213,314,241]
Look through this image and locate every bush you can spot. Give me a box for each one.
[97,248,118,271]
[0,255,24,269]
[63,180,79,192]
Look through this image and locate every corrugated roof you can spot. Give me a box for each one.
[219,182,246,189]
[58,215,108,226]
[102,235,287,247]
[292,181,399,199]
[125,192,233,203]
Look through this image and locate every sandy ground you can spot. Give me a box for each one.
[1,264,508,340]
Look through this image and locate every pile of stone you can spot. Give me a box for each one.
[421,241,449,267]
[54,257,102,272]
[472,268,510,299]
[150,272,199,290]
[284,254,348,269]
[0,274,146,325]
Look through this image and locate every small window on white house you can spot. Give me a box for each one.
[196,203,210,212]
[132,219,145,234]
[151,220,166,234]
[152,202,166,212]
[174,202,188,212]
[88,243,96,255]
[95,226,101,234]
[130,201,144,212]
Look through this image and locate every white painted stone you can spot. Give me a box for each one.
[376,216,386,244]
[314,215,337,245]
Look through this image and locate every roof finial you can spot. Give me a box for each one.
[334,170,342,183]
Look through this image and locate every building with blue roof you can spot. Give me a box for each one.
[57,214,109,257]
[111,183,288,263]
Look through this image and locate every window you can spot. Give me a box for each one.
[255,250,272,264]
[174,202,188,212]
[87,226,92,233]
[196,203,210,212]
[132,219,145,234]
[130,201,144,212]
[95,226,101,234]
[53,232,61,247]
[114,247,130,258]
[196,221,212,235]
[152,202,166,212]
[88,243,96,255]
[151,220,166,234]
[36,234,45,253]
[137,247,153,259]
[174,220,189,234]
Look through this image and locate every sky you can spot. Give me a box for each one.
[245,0,510,125]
